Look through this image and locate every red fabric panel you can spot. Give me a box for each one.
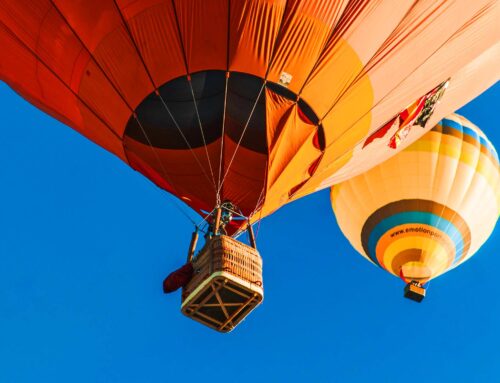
[0,20,126,160]
[126,150,210,215]
[0,0,139,137]
[174,0,228,73]
[124,137,221,214]
[52,0,154,110]
[118,0,188,87]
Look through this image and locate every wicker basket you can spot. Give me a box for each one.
[404,282,426,302]
[181,235,263,332]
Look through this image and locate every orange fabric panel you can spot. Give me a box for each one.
[290,0,498,202]
[265,90,295,152]
[266,0,349,93]
[228,0,286,77]
[426,44,500,130]
[300,0,414,118]
[174,0,228,73]
[0,21,126,160]
[257,88,322,220]
[118,0,187,87]
[364,1,499,136]
[52,0,154,109]
[258,128,319,221]
[309,0,498,186]
[265,89,317,188]
[221,136,267,216]
[355,0,497,128]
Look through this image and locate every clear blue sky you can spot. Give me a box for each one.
[0,81,498,383]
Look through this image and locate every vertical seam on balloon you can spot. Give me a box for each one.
[216,0,293,207]
[445,120,487,266]
[317,1,421,124]
[216,0,232,202]
[47,0,187,196]
[170,0,218,195]
[263,0,291,80]
[217,82,267,197]
[363,1,447,74]
[48,1,137,116]
[295,0,364,98]
[242,0,291,212]
[317,0,487,150]
[111,1,157,89]
[248,160,269,229]
[431,120,462,269]
[0,19,122,143]
[269,0,367,198]
[111,0,217,194]
[33,7,54,102]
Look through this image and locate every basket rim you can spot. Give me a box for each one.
[181,270,264,308]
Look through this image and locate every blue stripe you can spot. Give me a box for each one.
[441,118,499,163]
[366,211,464,267]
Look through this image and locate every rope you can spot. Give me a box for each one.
[132,115,201,225]
[217,73,230,204]
[186,78,218,192]
[218,81,266,195]
[154,90,216,188]
[110,0,219,229]
[113,0,216,202]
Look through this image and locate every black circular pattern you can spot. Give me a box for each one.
[125,71,322,154]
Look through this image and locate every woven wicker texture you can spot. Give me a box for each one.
[181,235,263,332]
[183,235,263,299]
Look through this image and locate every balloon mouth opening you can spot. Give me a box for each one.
[399,262,432,284]
[123,70,324,152]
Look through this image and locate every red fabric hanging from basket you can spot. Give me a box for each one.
[163,263,194,293]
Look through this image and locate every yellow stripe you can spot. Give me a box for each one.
[406,137,499,190]
[380,236,451,279]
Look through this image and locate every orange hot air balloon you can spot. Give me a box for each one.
[0,0,498,232]
[331,114,500,301]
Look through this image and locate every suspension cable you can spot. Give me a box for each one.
[131,115,201,227]
[112,0,216,199]
[217,81,266,195]
[186,77,218,192]
[216,73,230,204]
[154,90,216,188]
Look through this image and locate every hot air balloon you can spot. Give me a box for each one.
[331,114,500,301]
[0,0,498,230]
[1,1,498,328]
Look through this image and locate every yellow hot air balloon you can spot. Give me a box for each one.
[331,114,499,301]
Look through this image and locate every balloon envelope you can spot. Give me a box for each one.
[331,114,500,283]
[1,0,498,230]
